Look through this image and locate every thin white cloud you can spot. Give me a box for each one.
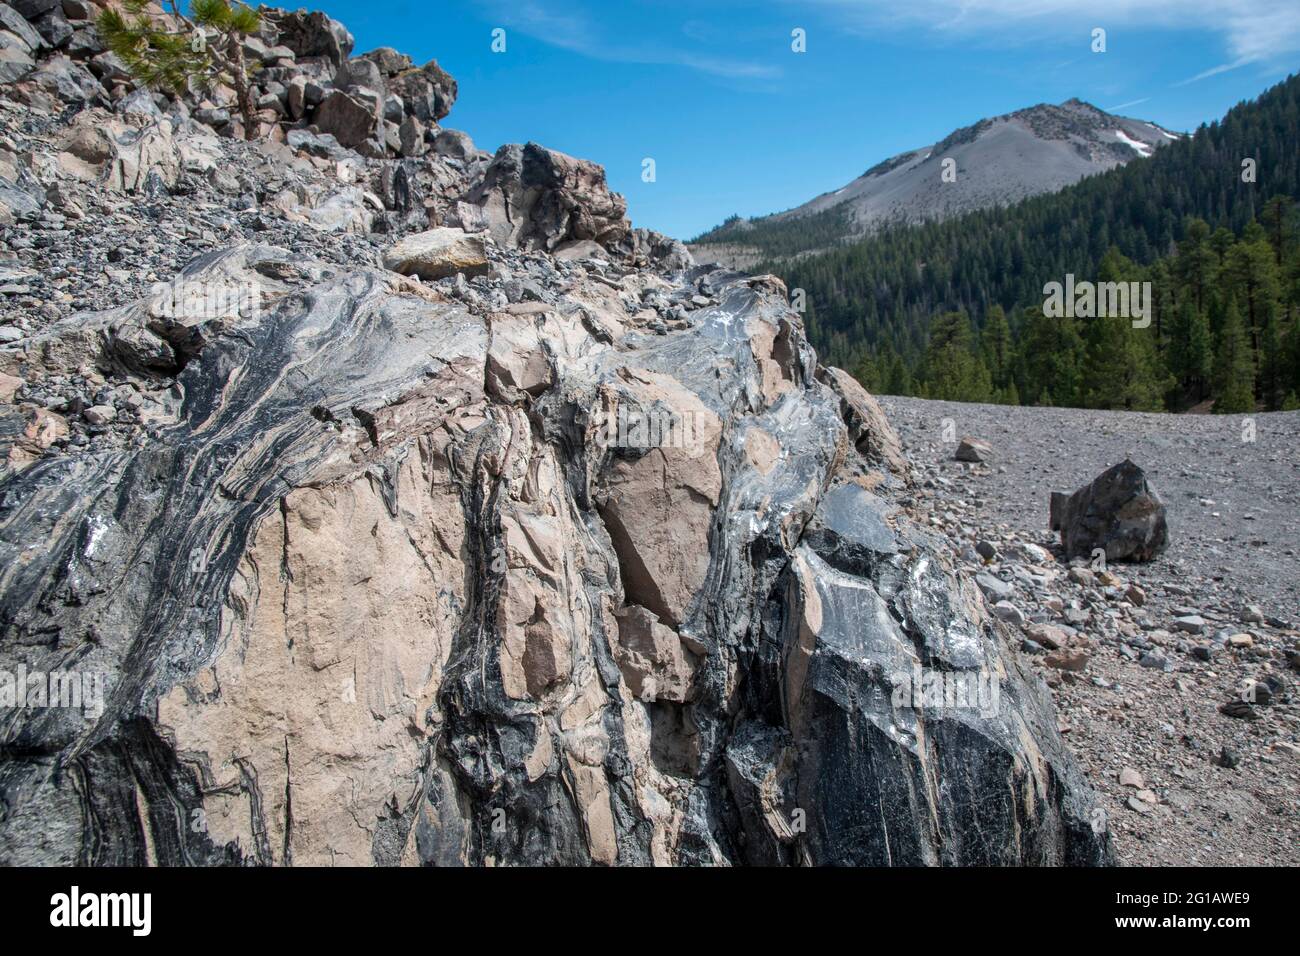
[1173,59,1249,85]
[1106,97,1151,111]
[476,0,782,80]
[804,1,1300,72]
[489,0,595,51]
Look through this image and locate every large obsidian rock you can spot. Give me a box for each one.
[1051,459,1169,562]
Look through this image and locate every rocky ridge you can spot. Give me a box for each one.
[1,3,1109,866]
[691,98,1180,268]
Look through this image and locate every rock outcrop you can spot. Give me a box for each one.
[0,1,682,270]
[0,2,1109,867]
[0,1,448,157]
[464,142,632,253]
[0,240,1111,865]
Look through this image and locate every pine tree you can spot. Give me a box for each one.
[1213,300,1256,413]
[852,351,882,393]
[1289,310,1300,397]
[1210,227,1236,265]
[922,312,992,402]
[1080,313,1168,411]
[1167,299,1212,405]
[1176,218,1217,312]
[1078,248,1170,411]
[1224,237,1279,375]
[980,305,1012,390]
[99,0,263,140]
[1149,258,1174,350]
[1016,305,1084,408]
[1260,195,1295,266]
[1259,311,1288,409]
[885,353,913,395]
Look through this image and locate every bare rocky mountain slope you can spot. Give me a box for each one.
[881,396,1300,866]
[1,2,1110,866]
[692,99,1180,268]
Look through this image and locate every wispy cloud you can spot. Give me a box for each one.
[1173,59,1249,86]
[1105,97,1151,111]
[476,0,782,80]
[802,1,1300,75]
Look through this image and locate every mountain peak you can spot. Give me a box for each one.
[691,97,1180,265]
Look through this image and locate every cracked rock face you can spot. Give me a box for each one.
[0,234,1111,865]
[465,142,632,254]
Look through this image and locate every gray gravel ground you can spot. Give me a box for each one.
[880,395,1300,866]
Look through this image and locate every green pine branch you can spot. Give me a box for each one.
[98,1,262,137]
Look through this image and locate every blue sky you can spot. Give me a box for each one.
[312,1,1300,240]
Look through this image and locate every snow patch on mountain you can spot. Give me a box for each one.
[1114,128,1154,157]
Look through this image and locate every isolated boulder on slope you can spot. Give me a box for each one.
[382,227,488,280]
[1050,459,1169,562]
